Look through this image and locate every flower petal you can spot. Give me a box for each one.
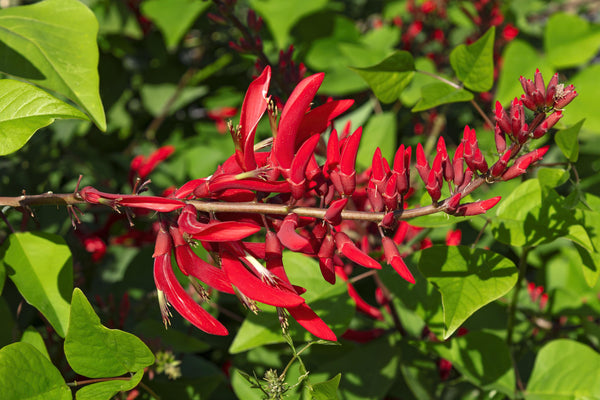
[286,302,337,341]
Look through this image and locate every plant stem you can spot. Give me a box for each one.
[506,246,531,394]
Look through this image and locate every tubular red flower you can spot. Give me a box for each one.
[324,198,348,226]
[454,196,501,216]
[178,205,261,241]
[501,146,549,181]
[437,137,453,182]
[295,99,353,147]
[318,233,336,284]
[277,213,312,252]
[382,237,415,283]
[289,134,320,199]
[220,251,305,307]
[273,72,324,171]
[490,150,512,178]
[115,195,185,212]
[415,142,430,184]
[286,302,337,341]
[335,231,381,269]
[452,142,465,188]
[339,127,363,195]
[237,66,271,171]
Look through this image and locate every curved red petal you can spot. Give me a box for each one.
[274,73,324,169]
[153,253,228,335]
[295,99,354,147]
[174,245,235,294]
[286,302,337,341]
[220,252,305,307]
[240,66,271,170]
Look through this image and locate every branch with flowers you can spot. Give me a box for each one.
[1,1,599,399]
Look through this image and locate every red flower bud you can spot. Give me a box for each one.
[454,196,501,216]
[382,237,415,283]
[335,231,381,269]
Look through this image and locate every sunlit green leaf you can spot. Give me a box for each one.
[0,342,70,400]
[75,370,143,400]
[561,65,600,133]
[20,326,50,361]
[0,79,88,155]
[1,232,72,337]
[450,27,495,92]
[0,0,106,130]
[419,246,518,339]
[526,340,600,399]
[412,82,474,112]
[351,51,415,103]
[312,373,341,400]
[65,288,155,378]
[555,119,583,162]
[545,13,600,69]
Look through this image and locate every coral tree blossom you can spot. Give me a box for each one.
[81,68,576,341]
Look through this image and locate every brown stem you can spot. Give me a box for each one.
[0,175,488,223]
[144,67,198,142]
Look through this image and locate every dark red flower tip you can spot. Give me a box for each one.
[445,229,462,246]
[335,231,381,269]
[220,251,305,307]
[153,252,228,335]
[415,142,430,184]
[286,302,337,341]
[295,99,353,148]
[289,134,320,199]
[501,146,549,181]
[341,328,386,343]
[339,127,363,195]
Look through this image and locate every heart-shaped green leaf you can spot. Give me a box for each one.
[21,326,51,361]
[431,331,514,396]
[75,370,144,400]
[351,51,415,103]
[545,13,600,69]
[0,79,88,155]
[141,0,211,50]
[526,340,600,399]
[64,288,154,378]
[450,27,495,92]
[1,232,72,337]
[312,373,341,400]
[0,0,106,130]
[412,82,474,112]
[418,245,518,339]
[0,342,70,400]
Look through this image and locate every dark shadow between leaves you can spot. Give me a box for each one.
[0,42,45,80]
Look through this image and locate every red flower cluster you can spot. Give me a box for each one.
[80,67,576,341]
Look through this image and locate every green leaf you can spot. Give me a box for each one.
[555,119,583,162]
[411,82,474,112]
[526,340,600,399]
[75,370,144,400]
[450,27,495,92]
[310,335,400,400]
[250,0,328,50]
[0,298,15,348]
[418,245,518,339]
[140,0,210,50]
[229,251,354,353]
[0,0,106,130]
[400,57,439,106]
[492,179,584,247]
[0,257,5,296]
[312,373,341,400]
[0,79,88,155]
[431,331,514,396]
[561,65,600,133]
[545,13,600,69]
[356,112,397,170]
[64,288,155,378]
[21,326,50,361]
[1,232,72,337]
[140,84,208,117]
[351,51,415,103]
[495,40,554,106]
[0,342,71,400]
